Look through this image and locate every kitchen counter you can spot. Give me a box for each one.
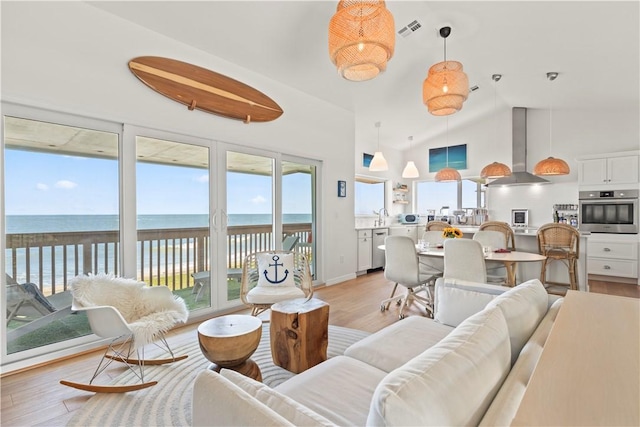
[355,226,392,231]
[458,225,590,237]
[355,224,423,231]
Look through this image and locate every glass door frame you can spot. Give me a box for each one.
[1,102,123,367]
[1,104,324,369]
[281,154,322,281]
[124,125,217,313]
[215,142,280,311]
[214,145,323,310]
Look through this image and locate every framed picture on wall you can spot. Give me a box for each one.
[363,153,374,168]
[429,144,467,172]
[337,180,346,197]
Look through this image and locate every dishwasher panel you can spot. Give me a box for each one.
[371,229,389,270]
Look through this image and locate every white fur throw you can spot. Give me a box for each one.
[70,273,189,348]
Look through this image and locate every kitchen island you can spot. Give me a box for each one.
[457,226,589,292]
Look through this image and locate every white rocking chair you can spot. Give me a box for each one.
[60,273,189,393]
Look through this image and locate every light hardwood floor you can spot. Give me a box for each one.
[1,271,638,426]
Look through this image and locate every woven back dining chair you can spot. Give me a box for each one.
[425,221,448,232]
[478,221,516,251]
[536,223,580,295]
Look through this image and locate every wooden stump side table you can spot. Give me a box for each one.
[270,298,329,374]
[197,314,263,381]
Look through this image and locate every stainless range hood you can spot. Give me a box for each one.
[487,107,550,186]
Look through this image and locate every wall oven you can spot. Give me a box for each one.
[579,190,638,234]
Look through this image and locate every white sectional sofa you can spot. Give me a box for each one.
[192,278,562,426]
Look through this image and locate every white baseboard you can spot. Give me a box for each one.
[324,273,357,286]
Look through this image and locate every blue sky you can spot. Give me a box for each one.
[5,150,311,215]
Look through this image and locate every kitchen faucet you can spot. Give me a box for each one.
[377,207,389,226]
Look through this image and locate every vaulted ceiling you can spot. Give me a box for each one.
[90,1,639,150]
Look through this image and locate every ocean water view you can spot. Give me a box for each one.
[6,213,312,233]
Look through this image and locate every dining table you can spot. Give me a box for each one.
[378,244,547,287]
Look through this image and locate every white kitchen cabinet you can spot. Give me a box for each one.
[357,229,372,272]
[587,234,638,279]
[578,152,639,188]
[389,225,419,243]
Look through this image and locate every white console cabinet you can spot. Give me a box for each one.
[587,234,638,280]
[577,151,639,189]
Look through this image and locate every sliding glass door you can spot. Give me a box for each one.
[218,150,319,306]
[3,110,120,355]
[2,104,322,366]
[135,134,212,311]
[282,159,317,278]
[222,150,274,305]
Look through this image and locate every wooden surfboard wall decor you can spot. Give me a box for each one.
[128,56,283,123]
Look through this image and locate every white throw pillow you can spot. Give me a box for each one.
[220,369,335,427]
[256,252,296,288]
[367,307,511,427]
[485,278,549,366]
[192,370,295,426]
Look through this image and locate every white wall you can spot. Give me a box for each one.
[488,107,639,225]
[354,136,408,221]
[367,104,639,226]
[1,2,357,285]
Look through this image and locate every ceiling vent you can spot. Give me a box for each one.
[398,20,421,38]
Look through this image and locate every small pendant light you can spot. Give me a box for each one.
[533,72,570,176]
[481,74,512,179]
[435,117,461,182]
[402,136,419,178]
[369,121,388,171]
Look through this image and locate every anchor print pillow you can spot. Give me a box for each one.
[256,252,296,288]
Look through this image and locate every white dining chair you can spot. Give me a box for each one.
[443,238,487,283]
[381,235,437,319]
[420,230,445,246]
[419,231,445,278]
[473,230,509,284]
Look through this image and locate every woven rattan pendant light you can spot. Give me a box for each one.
[534,72,570,176]
[328,0,395,82]
[435,117,461,182]
[369,121,388,171]
[481,74,512,179]
[402,136,420,178]
[423,27,469,116]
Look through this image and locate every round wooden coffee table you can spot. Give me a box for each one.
[197,314,263,381]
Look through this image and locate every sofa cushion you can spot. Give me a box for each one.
[275,355,387,426]
[480,297,564,426]
[220,369,335,427]
[192,370,295,426]
[367,306,511,427]
[344,316,454,372]
[434,278,507,327]
[485,278,549,365]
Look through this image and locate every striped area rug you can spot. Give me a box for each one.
[67,324,369,426]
